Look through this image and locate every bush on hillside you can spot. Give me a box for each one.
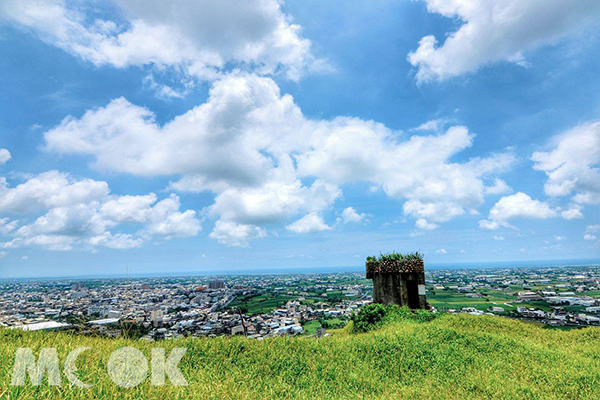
[351,304,387,332]
[350,304,437,333]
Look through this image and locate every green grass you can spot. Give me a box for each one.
[2,314,600,399]
[428,290,515,312]
[301,320,321,335]
[367,251,423,262]
[228,294,296,315]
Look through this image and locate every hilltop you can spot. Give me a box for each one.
[1,313,600,399]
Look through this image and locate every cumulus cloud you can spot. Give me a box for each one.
[408,0,600,82]
[0,171,109,214]
[209,220,266,247]
[0,0,317,83]
[0,149,11,165]
[561,207,583,220]
[478,219,504,231]
[415,218,439,231]
[436,248,447,255]
[142,195,202,238]
[0,217,18,235]
[337,207,367,224]
[403,199,466,224]
[485,179,512,195]
[0,172,201,251]
[43,74,515,243]
[286,213,332,234]
[100,194,159,223]
[584,225,600,242]
[488,193,557,221]
[44,76,303,181]
[532,120,600,205]
[207,156,341,226]
[478,120,600,232]
[413,118,449,132]
[88,232,144,250]
[478,192,582,229]
[297,123,514,227]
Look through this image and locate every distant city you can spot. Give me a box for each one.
[2,264,600,340]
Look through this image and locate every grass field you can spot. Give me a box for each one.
[427,290,515,312]
[301,320,321,335]
[2,313,600,399]
[227,289,358,315]
[228,293,296,315]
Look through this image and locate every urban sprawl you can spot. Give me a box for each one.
[2,265,600,340]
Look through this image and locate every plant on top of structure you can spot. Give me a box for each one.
[366,251,423,263]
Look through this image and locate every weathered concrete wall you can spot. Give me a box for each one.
[372,273,403,305]
[370,271,426,309]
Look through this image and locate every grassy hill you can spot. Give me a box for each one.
[2,313,600,399]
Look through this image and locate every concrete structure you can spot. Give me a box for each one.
[13,321,70,331]
[366,259,427,309]
[88,318,120,325]
[209,280,225,289]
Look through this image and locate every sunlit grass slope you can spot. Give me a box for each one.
[1,314,600,399]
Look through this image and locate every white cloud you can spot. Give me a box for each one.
[143,195,202,238]
[16,203,110,239]
[413,118,449,132]
[532,120,600,205]
[403,199,466,224]
[286,213,332,234]
[88,232,144,249]
[478,219,502,231]
[209,220,266,247]
[436,248,447,255]
[207,156,341,226]
[298,123,515,227]
[493,235,505,241]
[0,172,201,251]
[555,235,566,242]
[485,179,512,195]
[415,218,438,231]
[0,171,109,214]
[44,76,302,181]
[561,207,583,220]
[466,153,516,177]
[0,251,6,258]
[0,0,317,82]
[584,225,600,242]
[100,194,159,223]
[0,149,11,165]
[337,207,367,224]
[488,192,557,221]
[586,224,600,233]
[20,234,76,252]
[43,74,515,240]
[408,0,600,82]
[0,217,18,235]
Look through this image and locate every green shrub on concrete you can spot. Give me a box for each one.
[366,251,423,263]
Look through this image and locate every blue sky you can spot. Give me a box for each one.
[0,0,599,278]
